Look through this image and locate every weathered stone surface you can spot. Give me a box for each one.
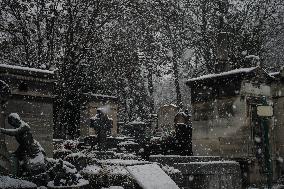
[150,155,241,189]
[173,161,240,175]
[157,104,178,132]
[150,155,223,166]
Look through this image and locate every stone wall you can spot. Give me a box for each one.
[191,80,274,158]
[192,96,249,157]
[271,83,284,157]
[149,155,242,189]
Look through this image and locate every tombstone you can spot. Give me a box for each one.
[174,110,193,156]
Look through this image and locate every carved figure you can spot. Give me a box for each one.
[90,109,113,150]
[0,113,46,176]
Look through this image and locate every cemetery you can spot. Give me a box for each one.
[1,63,284,189]
[0,1,283,189]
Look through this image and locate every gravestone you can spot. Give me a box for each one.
[174,110,193,156]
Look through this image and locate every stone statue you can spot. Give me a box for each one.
[0,113,46,178]
[90,109,113,150]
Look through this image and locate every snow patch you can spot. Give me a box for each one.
[102,186,124,189]
[0,176,37,189]
[161,165,181,174]
[245,55,260,60]
[126,164,179,189]
[47,178,89,188]
[29,151,45,165]
[118,141,138,146]
[81,165,102,175]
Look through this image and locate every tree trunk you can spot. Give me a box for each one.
[57,57,82,139]
[147,63,155,114]
[172,56,182,108]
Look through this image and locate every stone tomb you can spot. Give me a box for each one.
[150,155,241,189]
[0,64,56,157]
[185,67,278,186]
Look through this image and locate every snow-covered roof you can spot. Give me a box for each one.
[0,64,55,74]
[82,92,117,101]
[0,64,56,80]
[187,67,257,83]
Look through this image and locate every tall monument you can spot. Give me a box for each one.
[215,0,230,73]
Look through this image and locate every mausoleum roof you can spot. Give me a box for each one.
[82,92,118,102]
[0,64,56,80]
[187,67,257,83]
[186,66,274,86]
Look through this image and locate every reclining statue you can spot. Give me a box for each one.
[0,113,46,178]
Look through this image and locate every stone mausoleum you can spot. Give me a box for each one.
[186,65,284,186]
[0,64,56,156]
[0,64,118,157]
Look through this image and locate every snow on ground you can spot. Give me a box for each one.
[47,179,89,188]
[62,162,77,174]
[0,176,37,189]
[28,151,45,165]
[81,164,102,175]
[117,141,138,146]
[126,164,179,189]
[113,152,137,159]
[65,151,86,158]
[46,157,76,169]
[161,165,181,174]
[102,186,124,189]
[105,165,129,176]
